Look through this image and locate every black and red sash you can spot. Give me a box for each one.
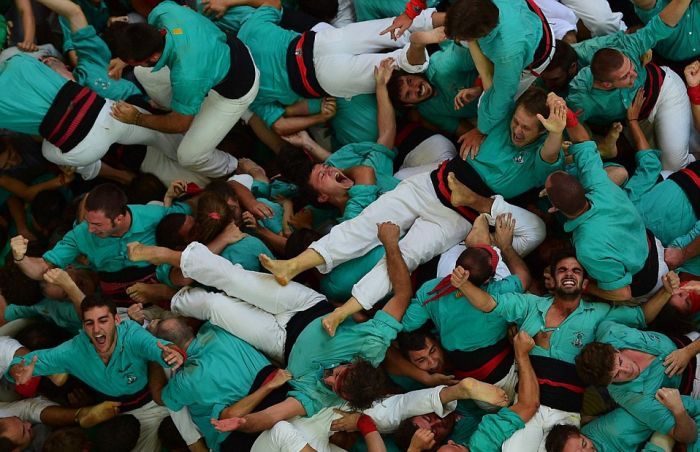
[669,160,700,218]
[430,158,495,223]
[94,385,152,413]
[39,81,105,153]
[448,337,515,385]
[98,265,157,307]
[524,0,553,75]
[638,63,666,120]
[630,229,660,298]
[669,335,697,396]
[530,355,585,413]
[286,31,328,99]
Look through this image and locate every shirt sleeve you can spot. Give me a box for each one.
[43,227,84,268]
[127,321,171,367]
[401,298,431,333]
[161,375,193,412]
[568,141,611,192]
[358,310,403,366]
[578,250,632,291]
[670,220,700,249]
[605,306,646,329]
[8,341,75,380]
[624,150,663,204]
[476,58,521,134]
[364,386,456,433]
[619,15,674,60]
[58,16,76,53]
[72,26,111,67]
[614,390,677,435]
[341,185,380,221]
[251,101,286,128]
[492,293,536,325]
[170,77,210,116]
[0,397,57,424]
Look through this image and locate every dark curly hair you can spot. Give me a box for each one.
[445,0,499,40]
[575,342,616,386]
[545,424,582,452]
[340,358,388,410]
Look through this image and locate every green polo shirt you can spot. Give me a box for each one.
[319,246,385,303]
[418,41,478,134]
[330,94,379,150]
[468,408,524,451]
[238,6,303,127]
[402,275,523,352]
[0,54,68,136]
[635,0,700,62]
[287,310,402,417]
[72,26,143,101]
[564,142,647,291]
[149,1,230,115]
[58,0,108,53]
[44,204,169,273]
[670,221,700,276]
[5,298,82,334]
[198,2,255,34]
[161,323,270,450]
[468,120,564,199]
[8,320,170,397]
[492,294,644,364]
[326,142,399,194]
[597,321,681,435]
[475,0,542,134]
[566,15,674,124]
[353,0,441,21]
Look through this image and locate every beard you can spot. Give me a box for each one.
[554,285,583,301]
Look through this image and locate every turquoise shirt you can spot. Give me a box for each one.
[8,320,169,397]
[72,26,143,101]
[597,321,681,435]
[319,246,385,302]
[418,41,478,134]
[287,310,402,416]
[149,1,230,115]
[469,120,564,199]
[238,6,302,127]
[5,298,82,334]
[326,142,399,195]
[197,2,255,33]
[493,293,644,364]
[468,408,524,451]
[58,0,108,53]
[475,0,542,134]
[161,323,270,450]
[670,221,700,276]
[402,275,523,352]
[566,15,674,124]
[564,142,647,291]
[635,0,700,61]
[44,204,169,272]
[330,94,379,150]
[354,0,441,21]
[0,54,67,136]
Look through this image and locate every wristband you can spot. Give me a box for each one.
[404,0,426,19]
[134,110,142,126]
[474,77,483,89]
[16,376,40,398]
[357,414,378,437]
[565,108,579,128]
[688,84,700,105]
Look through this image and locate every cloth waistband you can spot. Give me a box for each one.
[286,31,328,99]
[98,265,157,306]
[669,160,700,218]
[94,384,152,413]
[530,355,585,412]
[430,158,494,223]
[630,229,659,298]
[285,300,333,363]
[39,81,106,153]
[639,63,666,120]
[448,337,514,384]
[524,0,554,74]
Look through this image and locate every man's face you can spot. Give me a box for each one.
[308,164,354,202]
[397,75,434,104]
[562,433,597,451]
[607,56,637,89]
[510,106,543,147]
[438,441,468,452]
[407,337,445,374]
[177,215,197,246]
[610,351,640,383]
[83,306,118,355]
[541,66,573,91]
[553,257,587,299]
[323,363,352,397]
[40,55,75,81]
[412,413,456,446]
[85,210,122,238]
[0,417,33,450]
[668,290,692,314]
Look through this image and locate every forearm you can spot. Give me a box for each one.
[248,114,285,154]
[300,137,331,162]
[659,0,692,28]
[511,351,539,420]
[500,245,531,289]
[406,41,427,66]
[64,282,86,316]
[541,132,564,163]
[642,286,672,323]
[220,385,274,419]
[467,41,493,90]
[284,100,313,117]
[364,431,387,452]
[384,347,432,384]
[565,121,591,143]
[376,84,397,149]
[229,180,259,212]
[628,121,651,151]
[272,114,328,136]
[39,406,81,427]
[0,175,65,202]
[35,0,86,31]
[383,240,412,319]
[457,281,497,312]
[670,409,697,443]
[136,111,193,134]
[16,0,35,41]
[148,362,167,406]
[16,257,51,281]
[680,235,700,262]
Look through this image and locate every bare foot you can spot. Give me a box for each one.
[598,122,622,159]
[465,213,491,246]
[78,401,121,428]
[126,283,171,304]
[456,377,509,407]
[447,172,478,208]
[322,309,347,337]
[211,417,246,432]
[259,254,294,286]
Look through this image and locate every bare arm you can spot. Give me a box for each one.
[451,268,497,312]
[380,223,413,322]
[0,174,69,202]
[272,102,335,136]
[14,0,36,51]
[148,362,167,406]
[220,370,291,419]
[509,332,539,422]
[10,235,52,280]
[34,0,87,32]
[111,102,193,134]
[657,388,697,444]
[466,40,493,91]
[658,0,692,28]
[642,272,678,323]
[374,59,397,149]
[42,268,86,317]
[219,397,306,433]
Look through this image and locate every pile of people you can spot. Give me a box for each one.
[0,0,699,450]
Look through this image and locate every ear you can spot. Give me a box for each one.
[317,193,329,204]
[581,278,589,292]
[115,314,122,325]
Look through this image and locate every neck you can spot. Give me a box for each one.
[113,210,132,237]
[332,193,351,211]
[181,337,194,353]
[564,200,591,219]
[551,296,581,313]
[592,81,614,91]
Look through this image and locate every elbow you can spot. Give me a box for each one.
[521,401,540,422]
[671,426,697,445]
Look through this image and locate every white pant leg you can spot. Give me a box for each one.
[180,242,326,315]
[252,421,311,452]
[501,405,580,452]
[168,407,201,447]
[400,135,457,170]
[171,287,287,362]
[127,400,169,452]
[649,67,694,171]
[365,386,456,432]
[532,0,577,39]
[175,64,260,177]
[490,195,547,256]
[134,66,173,109]
[633,237,668,303]
[140,145,211,188]
[560,0,626,36]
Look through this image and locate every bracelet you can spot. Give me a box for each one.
[404,0,426,19]
[565,108,579,128]
[474,77,484,89]
[357,414,378,437]
[134,110,142,126]
[688,84,700,105]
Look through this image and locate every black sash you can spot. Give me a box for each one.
[93,384,152,412]
[286,31,328,98]
[630,229,659,298]
[98,264,157,306]
[530,355,585,413]
[668,160,700,218]
[639,63,666,120]
[447,337,514,384]
[284,300,334,363]
[524,0,554,74]
[430,158,495,223]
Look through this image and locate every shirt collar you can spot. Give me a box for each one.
[152,34,173,72]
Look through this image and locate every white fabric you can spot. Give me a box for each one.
[0,337,22,375]
[127,400,170,452]
[394,135,458,180]
[41,100,183,180]
[436,245,512,281]
[633,237,668,303]
[163,367,202,446]
[560,0,626,36]
[139,145,211,189]
[0,397,57,424]
[502,404,580,452]
[331,0,356,28]
[313,9,436,99]
[310,172,545,309]
[474,364,519,412]
[516,25,556,99]
[174,243,325,363]
[532,0,578,39]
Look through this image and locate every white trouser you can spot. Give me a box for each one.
[560,0,626,36]
[475,364,519,412]
[252,385,456,452]
[501,404,580,452]
[633,237,668,303]
[134,62,260,177]
[647,67,694,171]
[128,400,170,452]
[140,145,211,189]
[686,331,700,399]
[532,0,577,39]
[173,242,325,363]
[41,100,183,180]
[394,135,458,180]
[313,9,435,98]
[311,172,546,309]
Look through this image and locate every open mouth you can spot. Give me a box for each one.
[561,277,577,288]
[94,334,107,345]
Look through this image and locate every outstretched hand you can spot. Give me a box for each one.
[380,13,413,40]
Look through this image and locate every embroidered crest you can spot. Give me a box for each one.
[571,332,585,349]
[126,374,137,384]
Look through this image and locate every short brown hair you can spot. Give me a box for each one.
[515,86,549,131]
[445,0,499,40]
[341,358,388,410]
[545,424,582,452]
[546,171,587,216]
[591,48,625,83]
[575,342,616,386]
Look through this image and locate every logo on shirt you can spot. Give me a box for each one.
[571,332,585,349]
[126,374,137,384]
[172,28,183,35]
[512,152,525,164]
